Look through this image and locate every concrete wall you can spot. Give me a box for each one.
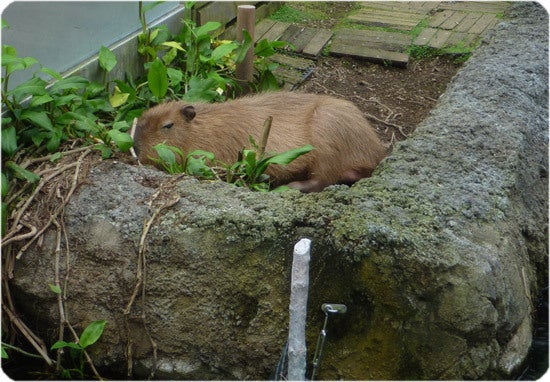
[1,1,183,88]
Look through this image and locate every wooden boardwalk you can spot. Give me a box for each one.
[255,19,333,89]
[252,1,511,85]
[331,1,510,65]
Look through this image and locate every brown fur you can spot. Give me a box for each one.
[133,91,387,192]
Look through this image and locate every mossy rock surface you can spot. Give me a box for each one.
[11,3,548,379]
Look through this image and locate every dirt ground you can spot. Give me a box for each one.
[299,56,463,145]
[286,1,464,145]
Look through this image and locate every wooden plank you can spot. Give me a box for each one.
[468,13,498,34]
[289,27,318,53]
[454,13,483,33]
[197,2,238,26]
[348,8,425,31]
[439,11,467,30]
[438,1,510,14]
[280,24,305,45]
[254,19,277,41]
[352,8,425,26]
[260,21,291,42]
[360,1,439,15]
[427,29,452,48]
[444,32,478,48]
[302,29,333,57]
[330,43,409,68]
[428,9,455,28]
[334,28,410,52]
[269,53,314,71]
[413,27,438,46]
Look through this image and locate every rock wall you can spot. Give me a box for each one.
[10,2,548,379]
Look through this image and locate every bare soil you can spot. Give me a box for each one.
[299,56,463,145]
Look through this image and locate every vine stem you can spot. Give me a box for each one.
[124,180,180,378]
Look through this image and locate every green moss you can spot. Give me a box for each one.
[270,4,323,24]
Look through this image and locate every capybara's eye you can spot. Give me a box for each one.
[162,123,174,129]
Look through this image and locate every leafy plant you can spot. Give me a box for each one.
[225,137,314,191]
[131,1,285,103]
[151,144,215,178]
[51,320,106,379]
[150,117,314,191]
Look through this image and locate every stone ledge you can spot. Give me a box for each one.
[11,3,548,380]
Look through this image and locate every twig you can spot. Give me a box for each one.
[364,112,408,137]
[259,116,273,157]
[18,145,93,170]
[5,161,78,233]
[13,148,91,259]
[129,118,138,159]
[2,303,54,366]
[1,342,47,359]
[52,219,66,373]
[1,223,37,247]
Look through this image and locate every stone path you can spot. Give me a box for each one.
[255,1,511,85]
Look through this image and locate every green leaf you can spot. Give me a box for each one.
[195,21,221,37]
[22,56,39,68]
[99,46,117,72]
[20,110,54,131]
[153,143,178,166]
[263,144,314,166]
[186,150,215,177]
[211,42,238,61]
[97,143,112,159]
[161,41,185,51]
[162,47,177,66]
[147,58,168,99]
[4,162,40,183]
[1,172,8,198]
[30,94,54,107]
[235,30,253,63]
[183,76,218,102]
[1,202,6,236]
[49,284,62,294]
[78,320,106,349]
[109,86,130,107]
[45,130,63,152]
[255,39,287,58]
[254,39,275,58]
[167,68,183,86]
[1,345,8,359]
[2,126,18,156]
[7,76,47,101]
[107,130,133,152]
[40,67,63,81]
[50,152,63,163]
[51,341,82,351]
[49,76,89,93]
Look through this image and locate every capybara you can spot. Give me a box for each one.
[133,91,387,192]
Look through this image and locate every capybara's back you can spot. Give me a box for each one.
[133,91,387,192]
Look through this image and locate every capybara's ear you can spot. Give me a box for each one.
[181,106,196,122]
